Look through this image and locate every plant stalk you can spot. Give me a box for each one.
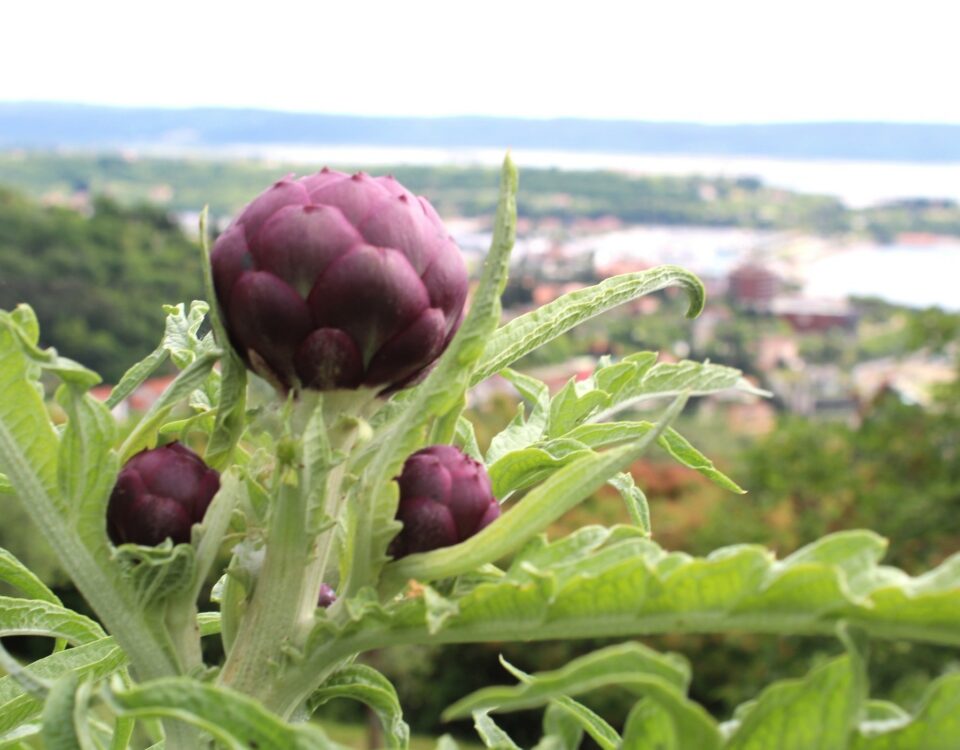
[217,478,309,699]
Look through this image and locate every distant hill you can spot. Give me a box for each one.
[2,103,959,162]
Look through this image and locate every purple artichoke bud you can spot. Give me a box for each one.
[317,583,337,608]
[390,445,500,558]
[107,442,220,546]
[210,170,469,393]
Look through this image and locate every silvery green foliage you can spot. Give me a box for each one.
[1,157,959,748]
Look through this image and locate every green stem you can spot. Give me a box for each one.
[165,600,203,674]
[297,458,350,628]
[263,607,960,718]
[216,394,370,706]
[217,479,309,699]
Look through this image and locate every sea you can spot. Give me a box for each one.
[804,242,960,311]
[184,144,960,209]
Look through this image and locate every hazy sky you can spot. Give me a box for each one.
[5,0,957,123]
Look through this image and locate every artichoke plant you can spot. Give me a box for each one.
[106,442,220,546]
[210,170,468,393]
[390,444,501,557]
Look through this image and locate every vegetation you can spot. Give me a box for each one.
[0,187,203,381]
[1,158,959,748]
[7,151,960,239]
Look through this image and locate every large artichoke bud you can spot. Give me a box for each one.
[210,170,468,392]
[107,442,220,546]
[390,445,500,557]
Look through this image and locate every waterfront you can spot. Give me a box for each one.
[804,241,960,310]
[160,143,960,208]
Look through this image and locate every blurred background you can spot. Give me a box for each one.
[2,1,959,746]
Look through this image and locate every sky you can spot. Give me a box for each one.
[4,0,958,123]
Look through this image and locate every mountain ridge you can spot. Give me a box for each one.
[2,102,959,162]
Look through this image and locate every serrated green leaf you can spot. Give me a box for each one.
[506,526,625,576]
[8,306,39,345]
[550,697,619,750]
[592,358,764,421]
[487,442,592,498]
[108,678,346,750]
[106,346,167,410]
[2,306,100,389]
[286,527,960,741]
[565,421,745,493]
[658,427,746,494]
[56,385,119,544]
[381,395,688,591]
[485,369,550,465]
[623,697,678,748]
[205,347,247,471]
[853,674,960,748]
[307,664,410,750]
[454,417,483,462]
[493,415,744,499]
[472,711,520,750]
[547,379,610,440]
[781,531,889,596]
[0,308,62,503]
[538,702,583,750]
[106,300,216,411]
[117,351,219,463]
[372,529,960,663]
[423,586,460,635]
[444,643,689,719]
[447,646,718,750]
[159,301,213,369]
[471,266,705,385]
[0,639,125,735]
[607,472,651,533]
[0,597,105,645]
[41,673,87,750]
[726,655,858,750]
[113,542,196,608]
[159,408,216,438]
[0,548,61,605]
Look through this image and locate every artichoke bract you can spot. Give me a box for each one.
[390,445,500,557]
[210,170,469,393]
[107,443,220,546]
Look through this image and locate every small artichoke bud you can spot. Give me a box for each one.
[107,442,220,546]
[210,170,468,394]
[317,583,337,608]
[390,445,500,557]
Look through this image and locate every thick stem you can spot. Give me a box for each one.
[216,395,373,709]
[292,396,373,641]
[296,459,349,630]
[217,479,309,698]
